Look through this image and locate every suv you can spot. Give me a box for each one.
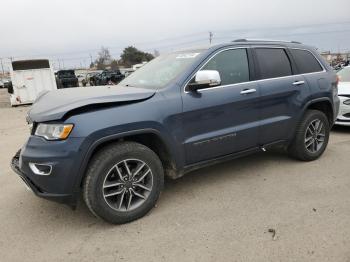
[94,70,125,86]
[11,40,339,224]
[55,70,79,88]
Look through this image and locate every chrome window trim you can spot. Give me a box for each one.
[183,46,326,94]
[183,47,249,93]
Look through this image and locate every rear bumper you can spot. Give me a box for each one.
[11,150,75,206]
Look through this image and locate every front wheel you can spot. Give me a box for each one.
[83,142,164,224]
[288,110,330,161]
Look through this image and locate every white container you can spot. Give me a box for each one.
[9,59,57,106]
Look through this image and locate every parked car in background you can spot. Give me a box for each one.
[82,72,100,86]
[76,73,86,86]
[94,70,125,86]
[55,70,79,88]
[335,66,350,126]
[11,40,339,224]
[0,78,11,88]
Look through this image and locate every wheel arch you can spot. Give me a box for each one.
[74,129,180,193]
[303,97,334,126]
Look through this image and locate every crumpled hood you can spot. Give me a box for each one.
[28,85,155,122]
[338,82,350,95]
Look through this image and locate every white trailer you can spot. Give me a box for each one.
[9,59,57,106]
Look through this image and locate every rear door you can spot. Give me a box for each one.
[253,47,311,144]
[181,47,261,164]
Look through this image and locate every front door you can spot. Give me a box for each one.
[181,48,261,164]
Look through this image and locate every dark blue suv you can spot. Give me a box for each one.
[11,40,340,224]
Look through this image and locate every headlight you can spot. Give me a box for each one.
[35,123,74,140]
[344,99,350,105]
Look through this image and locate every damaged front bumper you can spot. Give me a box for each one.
[11,149,75,206]
[10,133,85,208]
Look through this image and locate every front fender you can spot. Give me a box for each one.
[71,126,182,196]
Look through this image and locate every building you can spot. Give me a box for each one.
[320,51,350,65]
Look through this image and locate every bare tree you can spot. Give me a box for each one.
[95,47,112,70]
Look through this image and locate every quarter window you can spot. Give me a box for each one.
[201,49,250,85]
[290,49,323,74]
[255,48,292,79]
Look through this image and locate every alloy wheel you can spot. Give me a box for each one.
[304,119,326,153]
[102,159,153,212]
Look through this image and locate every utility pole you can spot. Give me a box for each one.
[0,58,5,79]
[209,31,213,45]
[89,54,93,66]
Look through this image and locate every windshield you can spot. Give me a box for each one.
[119,51,203,89]
[337,66,350,82]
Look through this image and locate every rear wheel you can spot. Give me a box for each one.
[83,142,164,224]
[288,110,330,161]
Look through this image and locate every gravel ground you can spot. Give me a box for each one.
[0,89,350,262]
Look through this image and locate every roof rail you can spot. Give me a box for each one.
[233,38,302,44]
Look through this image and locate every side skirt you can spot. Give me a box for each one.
[174,140,287,179]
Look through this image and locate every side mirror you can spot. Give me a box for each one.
[187,70,221,92]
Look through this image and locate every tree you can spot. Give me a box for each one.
[110,60,119,70]
[120,46,154,67]
[95,46,112,70]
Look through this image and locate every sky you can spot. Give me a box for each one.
[1,0,350,69]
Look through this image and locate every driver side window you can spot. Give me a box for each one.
[202,48,250,86]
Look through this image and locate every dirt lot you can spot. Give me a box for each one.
[0,88,350,262]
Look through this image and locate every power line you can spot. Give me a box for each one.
[6,21,350,60]
[2,21,350,69]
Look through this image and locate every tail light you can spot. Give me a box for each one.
[336,75,340,87]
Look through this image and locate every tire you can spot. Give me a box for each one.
[83,141,164,224]
[288,110,330,161]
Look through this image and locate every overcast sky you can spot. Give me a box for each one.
[1,0,350,68]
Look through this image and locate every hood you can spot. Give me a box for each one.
[338,82,350,96]
[29,85,155,122]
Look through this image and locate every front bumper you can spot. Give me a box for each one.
[335,96,350,126]
[10,136,86,207]
[11,150,74,205]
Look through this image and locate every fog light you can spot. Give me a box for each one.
[29,163,52,176]
[344,99,350,105]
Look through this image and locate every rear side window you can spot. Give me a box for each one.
[202,48,249,85]
[290,49,323,74]
[255,48,292,79]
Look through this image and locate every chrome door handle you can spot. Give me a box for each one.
[240,88,256,95]
[293,80,305,86]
